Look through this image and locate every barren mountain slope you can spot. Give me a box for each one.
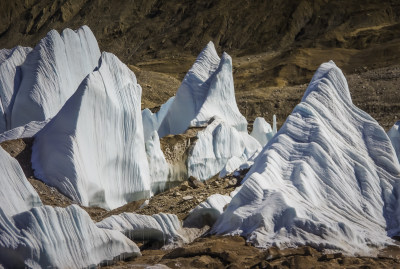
[1,0,399,129]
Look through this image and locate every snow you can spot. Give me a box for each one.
[158,41,247,137]
[250,116,277,146]
[11,26,100,129]
[388,121,400,164]
[184,194,231,228]
[32,52,150,210]
[97,212,184,245]
[0,205,140,268]
[212,61,400,255]
[188,117,260,181]
[0,119,49,143]
[0,46,32,133]
[0,146,41,216]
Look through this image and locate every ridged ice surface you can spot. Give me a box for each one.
[146,131,169,194]
[188,118,260,181]
[158,42,247,137]
[388,121,400,164]
[250,116,277,147]
[0,46,32,132]
[212,61,400,255]
[142,96,175,141]
[32,52,150,210]
[97,212,184,245]
[0,146,41,216]
[0,205,140,269]
[184,194,231,228]
[11,26,100,128]
[0,119,49,143]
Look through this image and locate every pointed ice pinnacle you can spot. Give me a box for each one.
[158,41,247,137]
[32,52,150,210]
[11,26,101,129]
[212,61,400,255]
[250,116,277,147]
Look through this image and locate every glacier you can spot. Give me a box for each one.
[0,46,32,133]
[146,131,170,194]
[184,194,231,228]
[0,205,140,269]
[188,117,260,181]
[158,41,248,137]
[0,144,140,268]
[156,42,261,181]
[32,52,150,210]
[0,146,41,216]
[97,212,184,245]
[0,119,49,143]
[250,116,277,147]
[142,96,175,142]
[388,121,400,164]
[11,26,100,128]
[211,61,400,255]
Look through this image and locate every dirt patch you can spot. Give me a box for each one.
[136,174,238,221]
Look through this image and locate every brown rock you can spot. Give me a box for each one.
[180,181,189,191]
[188,176,205,189]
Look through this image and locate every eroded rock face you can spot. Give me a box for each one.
[160,126,204,185]
[212,61,400,255]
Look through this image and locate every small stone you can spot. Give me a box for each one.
[188,176,204,189]
[183,195,193,201]
[318,253,335,261]
[174,192,182,197]
[228,178,238,187]
[180,181,189,191]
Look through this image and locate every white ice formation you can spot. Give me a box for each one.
[97,212,184,245]
[0,146,41,216]
[188,117,260,181]
[146,131,169,194]
[158,41,248,137]
[0,46,32,133]
[184,194,231,228]
[156,42,261,181]
[11,26,100,128]
[0,119,49,143]
[32,52,150,210]
[388,121,400,164]
[142,96,175,142]
[250,116,277,146]
[0,146,140,268]
[212,61,400,255]
[0,205,140,268]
